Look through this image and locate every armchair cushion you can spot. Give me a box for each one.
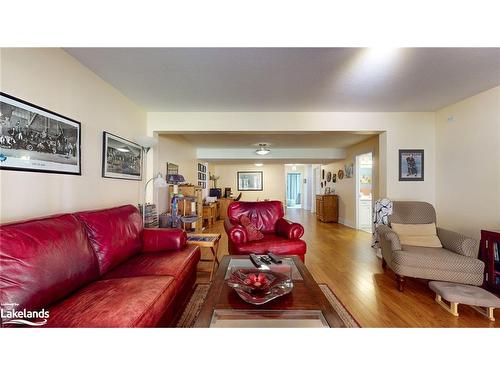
[224,218,248,244]
[437,227,480,258]
[275,217,304,239]
[391,223,443,248]
[392,245,484,285]
[142,228,187,252]
[240,215,264,241]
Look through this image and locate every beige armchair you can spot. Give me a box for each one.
[376,201,484,292]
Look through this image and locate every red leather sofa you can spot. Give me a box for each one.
[224,201,306,261]
[0,205,200,328]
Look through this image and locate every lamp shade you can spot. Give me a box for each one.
[153,173,168,188]
[136,136,158,149]
[167,174,185,185]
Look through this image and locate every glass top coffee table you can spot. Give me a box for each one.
[194,255,345,328]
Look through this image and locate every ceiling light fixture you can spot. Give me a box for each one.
[254,163,263,167]
[255,143,271,156]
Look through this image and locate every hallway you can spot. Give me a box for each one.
[198,208,498,327]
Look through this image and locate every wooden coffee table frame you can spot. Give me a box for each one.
[194,255,346,327]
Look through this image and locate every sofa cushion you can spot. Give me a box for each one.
[234,233,306,256]
[103,245,200,283]
[75,205,142,275]
[391,223,443,248]
[45,276,175,327]
[0,214,99,315]
[228,201,284,233]
[394,245,484,274]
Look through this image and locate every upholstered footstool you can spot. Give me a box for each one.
[429,281,500,321]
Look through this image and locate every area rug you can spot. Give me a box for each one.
[176,283,360,328]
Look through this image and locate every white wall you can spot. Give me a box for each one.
[321,136,379,228]
[154,134,198,214]
[435,86,500,238]
[213,163,286,203]
[148,112,436,205]
[0,48,147,223]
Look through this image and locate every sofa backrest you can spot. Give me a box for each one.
[228,201,284,233]
[0,214,99,314]
[390,201,436,225]
[75,205,142,275]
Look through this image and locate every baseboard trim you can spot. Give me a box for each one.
[338,218,355,229]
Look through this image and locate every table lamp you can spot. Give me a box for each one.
[167,174,185,194]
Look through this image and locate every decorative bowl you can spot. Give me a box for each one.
[227,268,293,305]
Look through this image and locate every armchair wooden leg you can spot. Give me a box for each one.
[381,258,387,270]
[396,274,405,292]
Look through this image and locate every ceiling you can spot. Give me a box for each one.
[167,131,378,149]
[65,48,500,112]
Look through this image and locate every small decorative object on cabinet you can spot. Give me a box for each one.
[315,194,338,223]
[480,229,500,293]
[168,185,203,232]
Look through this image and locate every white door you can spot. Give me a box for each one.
[355,153,373,233]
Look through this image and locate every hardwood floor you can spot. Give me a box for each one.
[196,208,498,327]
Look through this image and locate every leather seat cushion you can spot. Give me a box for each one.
[394,245,484,274]
[46,276,175,327]
[233,234,306,256]
[102,245,200,292]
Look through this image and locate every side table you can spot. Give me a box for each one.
[187,233,221,281]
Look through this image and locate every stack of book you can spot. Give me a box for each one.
[138,203,159,228]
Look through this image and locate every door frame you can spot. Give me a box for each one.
[355,152,373,231]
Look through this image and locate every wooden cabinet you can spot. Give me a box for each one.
[480,229,500,293]
[316,195,338,223]
[218,198,234,220]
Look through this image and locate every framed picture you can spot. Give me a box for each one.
[0,92,81,175]
[345,163,354,178]
[399,149,424,181]
[237,171,263,191]
[102,132,142,180]
[167,162,179,177]
[325,187,331,194]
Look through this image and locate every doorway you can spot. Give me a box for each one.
[355,152,373,233]
[286,172,302,208]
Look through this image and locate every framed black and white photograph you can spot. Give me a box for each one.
[102,132,142,180]
[237,171,263,191]
[167,162,179,178]
[399,149,424,181]
[0,92,81,175]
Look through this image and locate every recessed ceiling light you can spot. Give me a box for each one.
[254,163,263,167]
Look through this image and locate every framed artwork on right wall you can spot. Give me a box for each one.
[399,149,424,181]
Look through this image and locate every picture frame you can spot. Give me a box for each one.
[399,149,424,181]
[102,132,142,180]
[345,163,354,178]
[167,162,179,177]
[0,92,81,175]
[237,171,263,191]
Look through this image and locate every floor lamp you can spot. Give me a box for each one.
[136,136,164,228]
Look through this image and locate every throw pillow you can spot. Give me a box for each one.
[391,223,443,248]
[240,214,264,241]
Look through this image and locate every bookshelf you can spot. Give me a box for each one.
[480,229,500,294]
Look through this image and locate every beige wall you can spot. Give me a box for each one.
[322,136,379,227]
[154,134,198,214]
[435,86,500,238]
[147,112,436,205]
[0,48,147,223]
[213,163,286,203]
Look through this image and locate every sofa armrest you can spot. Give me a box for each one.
[275,217,304,239]
[437,227,480,258]
[376,225,402,251]
[142,228,187,252]
[224,218,248,244]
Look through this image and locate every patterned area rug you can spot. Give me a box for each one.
[176,283,360,328]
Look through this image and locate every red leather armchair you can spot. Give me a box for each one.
[224,201,306,261]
